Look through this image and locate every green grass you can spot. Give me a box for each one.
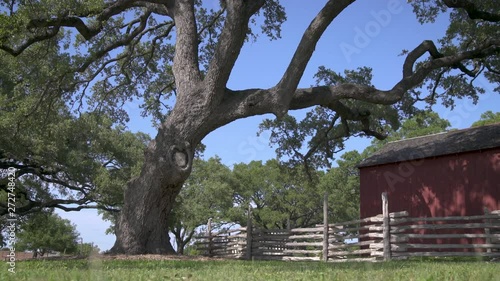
[1,258,499,281]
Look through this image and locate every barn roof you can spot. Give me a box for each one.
[358,122,500,168]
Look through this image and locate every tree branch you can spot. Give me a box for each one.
[0,199,120,216]
[273,0,355,116]
[442,0,500,22]
[75,11,156,73]
[1,0,168,56]
[204,0,265,102]
[0,156,122,216]
[27,17,101,41]
[169,0,202,95]
[216,38,499,125]
[0,27,60,56]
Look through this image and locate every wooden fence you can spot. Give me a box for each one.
[386,208,500,259]
[195,193,500,261]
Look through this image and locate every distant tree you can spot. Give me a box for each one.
[471,111,500,127]
[364,111,451,154]
[231,160,325,229]
[0,216,7,247]
[79,243,101,257]
[16,211,80,258]
[319,151,364,223]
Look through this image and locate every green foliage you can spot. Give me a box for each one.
[169,157,235,253]
[230,160,325,229]
[175,157,235,228]
[172,158,331,245]
[471,111,500,127]
[1,0,287,126]
[79,242,101,257]
[410,0,499,105]
[0,42,150,216]
[16,210,80,255]
[260,66,401,171]
[364,111,450,154]
[260,0,287,40]
[319,151,363,223]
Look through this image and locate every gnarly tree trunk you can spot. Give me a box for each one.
[110,104,204,254]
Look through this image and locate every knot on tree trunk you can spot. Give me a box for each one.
[170,141,192,171]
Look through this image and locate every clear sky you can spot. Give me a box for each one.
[56,0,500,252]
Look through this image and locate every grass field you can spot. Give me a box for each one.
[2,257,499,281]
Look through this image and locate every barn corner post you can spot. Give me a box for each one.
[207,218,213,257]
[322,192,329,262]
[381,192,391,261]
[246,204,253,260]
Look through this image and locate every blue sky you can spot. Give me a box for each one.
[56,0,500,252]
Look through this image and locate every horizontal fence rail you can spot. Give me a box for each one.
[194,194,500,262]
[388,209,500,259]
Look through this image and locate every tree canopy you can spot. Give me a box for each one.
[471,110,500,127]
[0,0,498,254]
[0,40,151,215]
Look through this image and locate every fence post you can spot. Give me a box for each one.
[246,204,253,260]
[207,218,213,257]
[484,207,491,253]
[382,192,391,261]
[323,192,329,262]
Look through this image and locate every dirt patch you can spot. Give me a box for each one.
[96,254,227,261]
[5,251,234,262]
[21,254,229,262]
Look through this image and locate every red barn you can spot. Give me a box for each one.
[358,123,500,219]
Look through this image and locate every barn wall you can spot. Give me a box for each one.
[360,147,500,219]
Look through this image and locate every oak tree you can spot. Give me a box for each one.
[231,159,325,229]
[16,210,80,257]
[0,1,498,254]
